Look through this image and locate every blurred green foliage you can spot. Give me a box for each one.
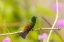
[50,33,62,42]
[0,0,62,42]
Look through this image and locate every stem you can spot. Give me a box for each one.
[0,28,59,36]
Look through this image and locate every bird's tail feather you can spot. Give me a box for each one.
[20,31,28,39]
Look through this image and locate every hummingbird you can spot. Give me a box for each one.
[19,16,37,39]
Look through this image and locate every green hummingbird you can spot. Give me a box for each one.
[19,16,37,39]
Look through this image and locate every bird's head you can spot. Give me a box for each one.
[31,16,37,23]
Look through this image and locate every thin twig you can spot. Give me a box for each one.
[34,28,60,30]
[0,28,59,36]
[42,16,52,27]
[0,31,22,36]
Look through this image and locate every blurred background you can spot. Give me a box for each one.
[0,0,64,42]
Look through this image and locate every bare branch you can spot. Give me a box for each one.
[0,31,22,36]
[0,28,60,36]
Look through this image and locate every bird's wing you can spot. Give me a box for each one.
[23,22,33,32]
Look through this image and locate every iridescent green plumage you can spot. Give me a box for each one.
[20,16,37,39]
